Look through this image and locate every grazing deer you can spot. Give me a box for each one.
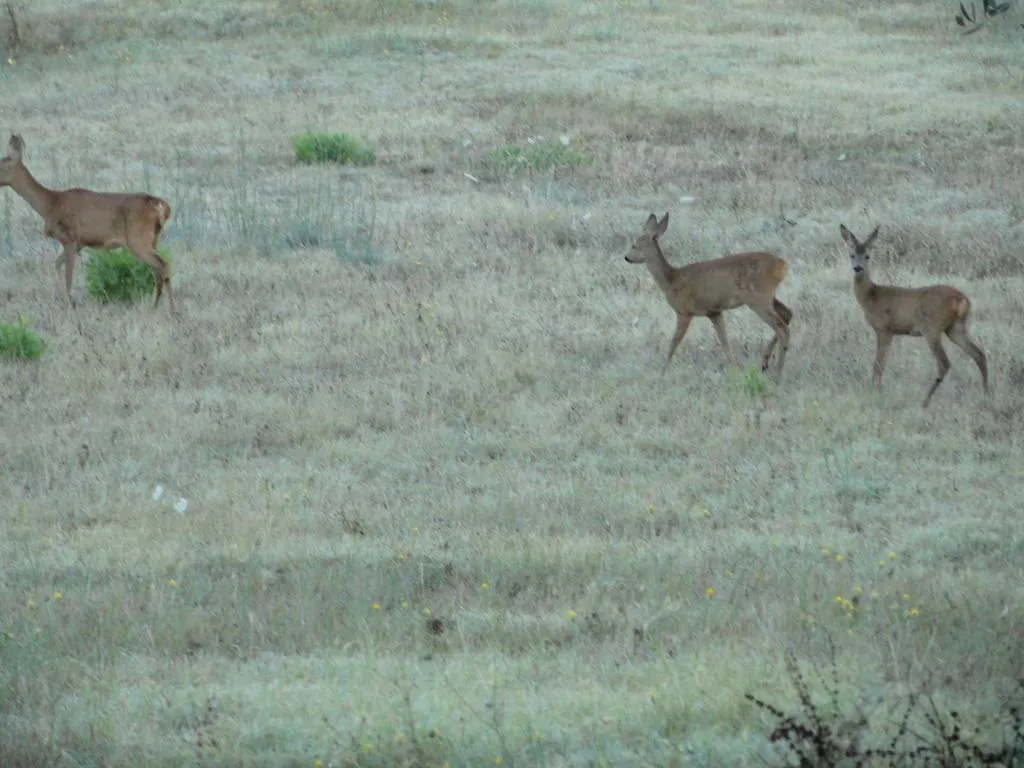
[839,224,988,408]
[624,212,792,376]
[0,134,175,312]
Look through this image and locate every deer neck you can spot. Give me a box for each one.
[8,164,58,221]
[852,270,875,307]
[645,241,677,296]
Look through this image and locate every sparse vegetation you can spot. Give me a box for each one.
[732,363,771,397]
[483,138,592,176]
[748,647,1024,766]
[2,1,23,52]
[0,315,44,360]
[0,0,1022,765]
[954,0,1017,35]
[292,131,376,166]
[85,247,173,304]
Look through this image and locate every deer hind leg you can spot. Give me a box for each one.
[760,298,794,369]
[773,298,793,326]
[871,330,893,391]
[922,334,952,409]
[663,313,693,374]
[706,312,739,368]
[751,304,789,376]
[129,241,174,314]
[946,321,989,396]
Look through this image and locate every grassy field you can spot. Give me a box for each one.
[2,0,1023,764]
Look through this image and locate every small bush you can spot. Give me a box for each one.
[0,316,45,361]
[748,649,1024,767]
[730,363,771,398]
[292,132,376,166]
[85,247,173,304]
[485,139,592,176]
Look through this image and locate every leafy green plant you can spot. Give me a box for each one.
[292,132,376,166]
[485,139,592,176]
[730,363,770,398]
[85,247,173,304]
[0,315,45,361]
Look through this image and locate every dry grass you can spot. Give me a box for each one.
[1,0,1023,764]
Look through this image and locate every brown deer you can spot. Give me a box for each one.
[839,224,988,408]
[624,212,792,376]
[0,134,175,312]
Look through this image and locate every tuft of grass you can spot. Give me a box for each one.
[85,248,173,304]
[292,132,376,166]
[730,363,771,398]
[0,315,45,361]
[484,138,592,176]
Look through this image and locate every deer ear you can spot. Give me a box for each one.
[839,224,857,248]
[863,225,880,249]
[644,213,658,231]
[656,212,669,236]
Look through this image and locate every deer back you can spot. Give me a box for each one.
[50,190,169,248]
[668,251,786,316]
[855,280,969,335]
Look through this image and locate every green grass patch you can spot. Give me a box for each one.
[0,316,45,361]
[484,139,592,176]
[85,248,173,304]
[292,132,376,166]
[729,363,771,398]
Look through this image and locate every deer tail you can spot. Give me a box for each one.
[954,294,971,321]
[150,198,172,232]
[771,257,789,286]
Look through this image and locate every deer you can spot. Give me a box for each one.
[0,134,175,312]
[839,224,988,409]
[624,212,792,376]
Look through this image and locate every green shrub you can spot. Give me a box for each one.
[485,139,592,176]
[730,363,770,398]
[0,316,46,361]
[85,247,173,304]
[292,132,376,166]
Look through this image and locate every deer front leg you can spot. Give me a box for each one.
[872,330,893,391]
[55,243,78,308]
[663,313,692,374]
[707,312,739,368]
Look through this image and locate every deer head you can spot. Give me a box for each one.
[0,134,25,187]
[840,224,880,276]
[625,212,669,264]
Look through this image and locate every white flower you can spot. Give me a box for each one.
[152,485,164,501]
[174,498,189,514]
